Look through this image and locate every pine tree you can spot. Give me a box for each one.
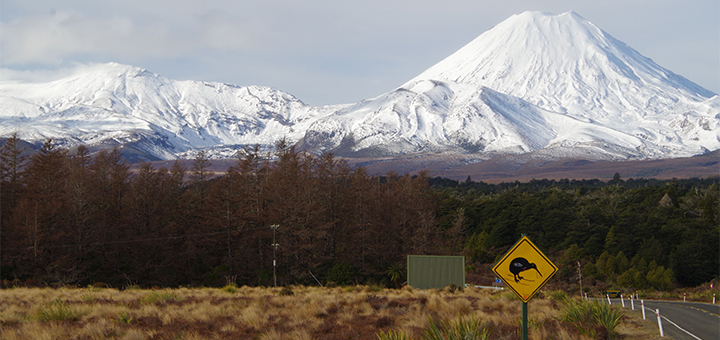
[190,150,212,183]
[13,139,71,280]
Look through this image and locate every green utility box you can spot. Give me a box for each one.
[407,255,465,289]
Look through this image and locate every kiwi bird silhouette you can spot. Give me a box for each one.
[510,257,542,283]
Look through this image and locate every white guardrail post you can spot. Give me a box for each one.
[656,309,664,337]
[630,295,634,310]
[641,300,646,320]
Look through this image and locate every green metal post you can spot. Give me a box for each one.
[520,233,528,340]
[522,301,528,340]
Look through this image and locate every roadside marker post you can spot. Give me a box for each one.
[656,309,664,337]
[621,294,625,308]
[630,295,634,310]
[713,294,716,304]
[683,293,686,302]
[641,300,646,320]
[606,294,611,305]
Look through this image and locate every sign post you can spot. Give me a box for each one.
[492,235,558,340]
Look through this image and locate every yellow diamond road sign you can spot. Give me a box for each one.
[492,236,558,303]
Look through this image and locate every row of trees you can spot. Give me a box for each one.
[2,134,718,289]
[432,175,719,288]
[1,136,459,287]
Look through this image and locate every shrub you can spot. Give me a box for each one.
[446,283,462,294]
[279,286,294,296]
[93,282,110,289]
[222,283,238,294]
[387,263,405,288]
[546,290,568,302]
[327,262,358,286]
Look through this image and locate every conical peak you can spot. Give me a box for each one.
[497,11,592,32]
[515,10,585,20]
[406,10,714,115]
[508,11,592,28]
[406,11,610,88]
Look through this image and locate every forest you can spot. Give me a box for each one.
[0,134,718,289]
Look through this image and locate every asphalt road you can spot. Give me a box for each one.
[608,298,720,340]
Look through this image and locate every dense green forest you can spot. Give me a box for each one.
[1,135,718,289]
[430,174,719,289]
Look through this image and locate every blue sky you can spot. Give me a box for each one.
[1,0,718,106]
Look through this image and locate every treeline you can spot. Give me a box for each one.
[0,136,458,288]
[432,174,719,288]
[1,134,718,290]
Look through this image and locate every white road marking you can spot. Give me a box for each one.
[643,306,703,340]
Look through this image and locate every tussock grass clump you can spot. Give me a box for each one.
[0,310,31,326]
[34,299,84,322]
[377,329,413,340]
[221,283,238,294]
[114,311,133,324]
[593,302,625,337]
[561,299,625,339]
[82,319,122,339]
[141,290,181,304]
[424,317,491,340]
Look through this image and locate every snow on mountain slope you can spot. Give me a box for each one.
[408,11,714,113]
[1,11,718,162]
[298,79,671,158]
[0,63,342,159]
[300,11,719,159]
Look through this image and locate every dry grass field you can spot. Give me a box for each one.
[0,285,659,340]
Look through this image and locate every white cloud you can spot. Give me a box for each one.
[0,9,258,65]
[0,63,125,83]
[0,0,717,105]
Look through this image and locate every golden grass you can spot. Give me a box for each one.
[0,285,660,339]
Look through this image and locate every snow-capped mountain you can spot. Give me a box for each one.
[0,11,718,162]
[298,11,718,159]
[0,63,343,159]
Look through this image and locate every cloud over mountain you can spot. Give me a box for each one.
[0,12,717,163]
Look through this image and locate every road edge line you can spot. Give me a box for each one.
[643,306,702,340]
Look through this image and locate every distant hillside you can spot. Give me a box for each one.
[341,150,720,182]
[136,149,719,183]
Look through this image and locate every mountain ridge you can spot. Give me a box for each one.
[0,62,344,159]
[0,11,717,164]
[299,11,718,159]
